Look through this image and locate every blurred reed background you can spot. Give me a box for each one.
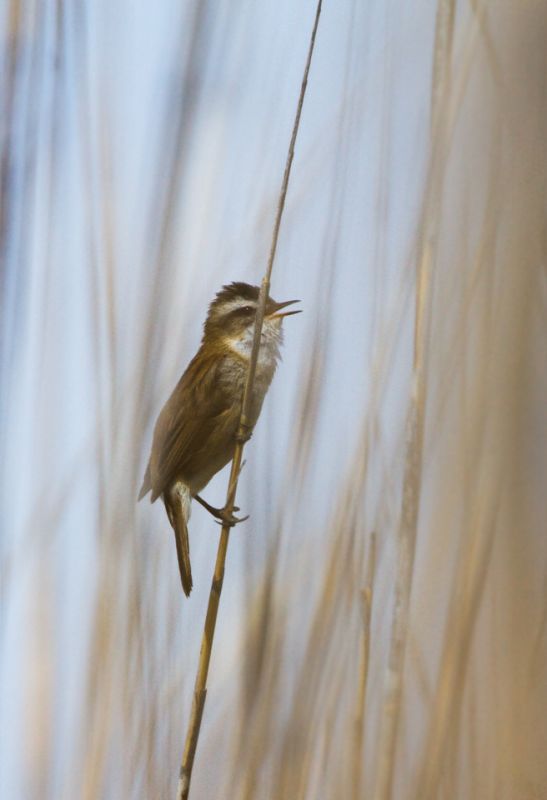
[1,1,546,798]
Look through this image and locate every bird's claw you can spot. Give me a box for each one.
[194,494,249,527]
[214,509,250,528]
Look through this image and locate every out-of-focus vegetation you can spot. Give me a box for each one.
[1,1,546,799]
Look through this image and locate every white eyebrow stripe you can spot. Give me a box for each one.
[213,298,257,315]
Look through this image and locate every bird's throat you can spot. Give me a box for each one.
[223,322,283,369]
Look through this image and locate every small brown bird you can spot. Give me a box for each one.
[138,282,300,595]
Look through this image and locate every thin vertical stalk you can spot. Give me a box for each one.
[372,2,455,797]
[176,3,323,798]
[353,533,377,800]
[371,237,433,800]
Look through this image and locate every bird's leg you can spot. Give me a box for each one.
[194,494,249,527]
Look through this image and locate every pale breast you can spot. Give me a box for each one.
[218,351,276,425]
[184,334,279,494]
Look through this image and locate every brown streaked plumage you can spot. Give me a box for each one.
[138,282,301,596]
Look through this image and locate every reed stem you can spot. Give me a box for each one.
[176,3,323,797]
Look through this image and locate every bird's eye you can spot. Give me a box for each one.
[241,306,254,314]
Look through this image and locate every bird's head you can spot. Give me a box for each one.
[203,282,301,355]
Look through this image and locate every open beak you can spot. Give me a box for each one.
[266,299,302,319]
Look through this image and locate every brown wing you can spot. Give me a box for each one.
[141,349,233,503]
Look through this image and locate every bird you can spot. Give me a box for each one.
[138,281,301,596]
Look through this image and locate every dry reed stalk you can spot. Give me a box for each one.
[371,242,433,800]
[176,3,323,797]
[415,495,500,799]
[274,504,355,798]
[352,532,376,800]
[372,2,455,795]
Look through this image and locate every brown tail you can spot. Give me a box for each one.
[165,490,193,596]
